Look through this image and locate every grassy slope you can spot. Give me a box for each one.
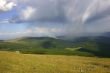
[0,51,110,73]
[71,36,110,57]
[0,37,82,56]
[0,36,110,57]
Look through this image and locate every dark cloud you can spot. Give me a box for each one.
[83,0,110,24]
[1,0,110,39]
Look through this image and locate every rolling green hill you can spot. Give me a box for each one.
[0,37,75,55]
[0,51,110,73]
[0,36,110,57]
[70,36,110,57]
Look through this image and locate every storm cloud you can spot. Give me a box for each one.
[0,0,110,39]
[82,0,110,23]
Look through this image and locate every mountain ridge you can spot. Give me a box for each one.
[0,34,110,57]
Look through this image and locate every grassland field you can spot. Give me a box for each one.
[0,51,110,73]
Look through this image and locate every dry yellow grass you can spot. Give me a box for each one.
[0,51,110,73]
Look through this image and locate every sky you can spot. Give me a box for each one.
[0,0,110,40]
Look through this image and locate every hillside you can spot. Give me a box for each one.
[0,51,110,73]
[0,36,110,57]
[70,36,110,57]
[0,37,75,55]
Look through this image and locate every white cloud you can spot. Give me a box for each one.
[82,0,110,23]
[0,19,10,23]
[35,27,62,34]
[20,6,36,21]
[0,0,16,12]
[13,0,110,37]
[1,0,110,39]
[17,0,65,22]
[27,27,63,37]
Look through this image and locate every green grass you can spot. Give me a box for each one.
[0,51,110,73]
[0,41,95,57]
[0,37,110,57]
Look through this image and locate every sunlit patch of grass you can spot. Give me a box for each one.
[65,47,82,51]
[0,51,110,73]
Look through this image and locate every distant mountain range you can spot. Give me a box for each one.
[0,32,110,57]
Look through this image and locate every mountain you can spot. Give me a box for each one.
[69,36,110,57]
[0,37,74,55]
[0,35,110,57]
